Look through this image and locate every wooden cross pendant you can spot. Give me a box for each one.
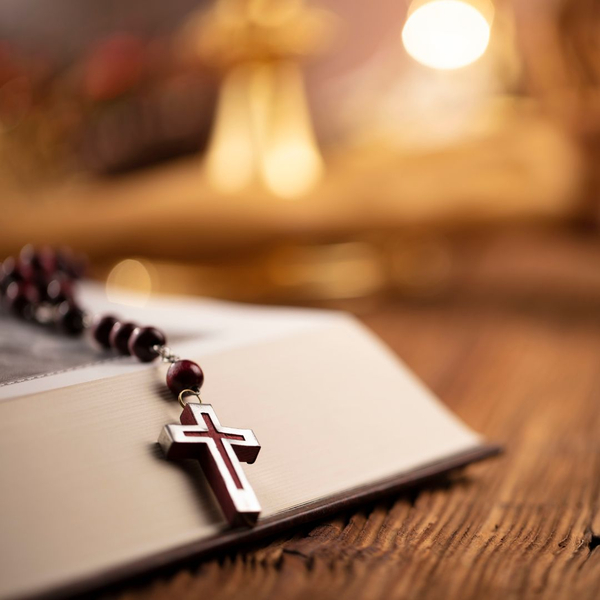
[158,403,261,527]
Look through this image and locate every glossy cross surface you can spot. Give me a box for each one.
[158,403,261,527]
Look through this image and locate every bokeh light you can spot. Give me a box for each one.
[105,258,156,307]
[402,0,492,70]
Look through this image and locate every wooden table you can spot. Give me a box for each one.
[113,229,600,599]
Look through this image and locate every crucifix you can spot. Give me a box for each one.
[159,402,261,527]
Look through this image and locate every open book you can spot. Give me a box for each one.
[0,286,497,599]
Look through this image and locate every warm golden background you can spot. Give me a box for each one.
[1,0,599,306]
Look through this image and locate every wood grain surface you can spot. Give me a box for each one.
[109,230,600,599]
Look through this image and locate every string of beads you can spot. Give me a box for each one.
[1,245,204,399]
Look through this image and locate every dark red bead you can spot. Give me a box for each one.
[39,246,58,275]
[2,256,32,282]
[166,360,204,397]
[5,281,38,318]
[57,302,85,336]
[109,321,137,355]
[128,326,166,362]
[92,314,119,349]
[46,278,73,304]
[32,273,50,302]
[2,257,20,280]
[19,244,44,272]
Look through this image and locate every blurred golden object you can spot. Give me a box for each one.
[187,0,334,67]
[105,259,158,307]
[402,0,494,70]
[205,61,323,198]
[185,0,331,199]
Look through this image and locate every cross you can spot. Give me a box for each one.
[158,403,261,526]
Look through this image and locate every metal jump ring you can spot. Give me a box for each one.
[178,389,202,408]
[153,345,180,363]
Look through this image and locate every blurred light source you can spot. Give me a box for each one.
[106,259,156,307]
[402,0,493,70]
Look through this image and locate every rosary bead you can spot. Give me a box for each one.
[2,257,21,280]
[2,256,32,283]
[92,314,119,349]
[46,278,73,304]
[33,274,51,303]
[109,321,137,355]
[38,246,58,275]
[128,326,166,362]
[57,302,85,336]
[166,360,204,396]
[19,244,44,273]
[5,281,38,318]
[20,245,57,276]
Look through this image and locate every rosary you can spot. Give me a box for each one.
[1,245,262,527]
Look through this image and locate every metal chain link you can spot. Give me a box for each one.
[152,345,180,363]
